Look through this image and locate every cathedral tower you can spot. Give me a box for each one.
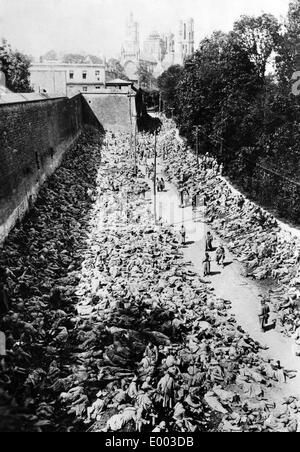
[121,13,140,63]
[174,18,195,64]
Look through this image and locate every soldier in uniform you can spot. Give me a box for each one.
[259,298,270,332]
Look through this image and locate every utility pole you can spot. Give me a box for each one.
[193,125,200,169]
[130,127,133,159]
[129,92,133,158]
[153,130,157,223]
[134,119,137,176]
[127,91,136,159]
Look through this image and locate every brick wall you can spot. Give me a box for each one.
[0,95,86,243]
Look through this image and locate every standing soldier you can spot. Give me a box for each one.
[259,297,270,332]
[180,225,186,245]
[179,188,184,208]
[206,232,213,252]
[203,253,211,277]
[216,245,225,267]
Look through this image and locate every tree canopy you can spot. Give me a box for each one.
[157,65,183,116]
[137,62,157,90]
[107,59,129,80]
[0,40,32,92]
[232,14,280,79]
[157,6,300,221]
[62,54,103,64]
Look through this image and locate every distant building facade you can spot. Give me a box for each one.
[143,31,165,63]
[30,63,106,96]
[120,13,140,81]
[120,14,195,81]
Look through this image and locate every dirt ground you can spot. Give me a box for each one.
[143,159,300,409]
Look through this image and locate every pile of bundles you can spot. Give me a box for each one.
[0,125,299,432]
[68,131,299,433]
[0,127,104,431]
[161,121,300,340]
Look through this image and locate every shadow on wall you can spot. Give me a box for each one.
[135,87,162,134]
[0,94,105,244]
[81,96,105,135]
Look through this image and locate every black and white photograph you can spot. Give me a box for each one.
[1,0,300,437]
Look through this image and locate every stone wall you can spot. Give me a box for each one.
[83,93,136,132]
[0,95,90,243]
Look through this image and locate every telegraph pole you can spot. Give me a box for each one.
[127,91,136,159]
[153,131,157,222]
[130,127,133,159]
[134,119,137,176]
[193,125,200,169]
[196,126,199,169]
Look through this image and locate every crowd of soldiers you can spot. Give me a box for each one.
[0,123,299,432]
[160,119,300,343]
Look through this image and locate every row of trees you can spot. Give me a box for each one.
[158,0,300,221]
[40,50,103,65]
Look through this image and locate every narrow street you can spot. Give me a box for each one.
[3,0,300,437]
[1,127,300,432]
[143,158,300,403]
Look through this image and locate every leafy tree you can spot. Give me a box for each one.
[107,59,129,80]
[137,62,157,90]
[157,10,300,221]
[0,40,32,92]
[175,31,262,168]
[62,53,86,64]
[157,65,183,116]
[233,14,280,79]
[275,1,300,88]
[41,49,59,61]
[86,55,103,64]
[62,54,103,64]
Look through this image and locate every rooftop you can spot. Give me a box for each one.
[0,92,65,105]
[106,78,133,85]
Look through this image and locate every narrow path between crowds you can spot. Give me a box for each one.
[143,159,300,404]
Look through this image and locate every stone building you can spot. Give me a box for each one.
[177,19,195,62]
[142,31,166,63]
[30,63,106,97]
[120,13,140,81]
[120,14,195,82]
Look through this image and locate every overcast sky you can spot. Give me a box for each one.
[0,0,292,58]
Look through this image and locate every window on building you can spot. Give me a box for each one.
[69,71,74,79]
[95,70,100,76]
[82,86,88,92]
[82,71,87,79]
[95,86,101,90]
